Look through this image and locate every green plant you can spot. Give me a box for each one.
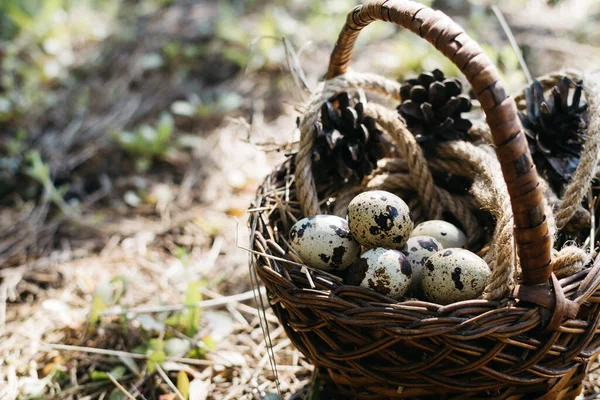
[24,150,79,216]
[0,0,119,129]
[164,281,203,337]
[113,113,175,172]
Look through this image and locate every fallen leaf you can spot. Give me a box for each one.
[177,370,190,399]
[118,354,141,376]
[137,314,165,333]
[226,206,245,217]
[19,377,46,396]
[203,311,234,341]
[165,338,192,357]
[207,351,245,367]
[161,362,199,377]
[41,299,69,313]
[188,379,210,400]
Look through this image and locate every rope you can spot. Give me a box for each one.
[552,246,591,279]
[512,70,600,231]
[295,72,401,216]
[554,73,600,229]
[436,141,516,298]
[364,103,443,220]
[293,69,599,301]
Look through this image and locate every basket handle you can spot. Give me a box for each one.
[327,0,551,286]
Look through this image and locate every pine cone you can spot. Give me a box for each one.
[310,93,390,184]
[518,77,588,193]
[398,69,473,145]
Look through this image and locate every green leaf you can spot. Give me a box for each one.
[110,366,127,380]
[132,345,148,354]
[147,352,165,373]
[90,366,126,381]
[109,390,127,400]
[177,371,190,399]
[109,276,128,304]
[148,338,165,351]
[89,294,106,325]
[146,339,166,372]
[113,131,138,153]
[90,371,109,380]
[202,335,216,351]
[185,347,206,359]
[41,0,65,17]
[6,128,26,156]
[134,157,152,173]
[164,313,184,331]
[118,354,141,376]
[184,281,202,337]
[174,246,189,264]
[155,113,174,144]
[138,125,157,146]
[6,5,33,30]
[24,150,49,182]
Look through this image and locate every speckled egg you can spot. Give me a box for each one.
[401,235,443,292]
[421,248,490,305]
[346,248,412,299]
[411,220,467,249]
[289,215,361,271]
[347,190,413,249]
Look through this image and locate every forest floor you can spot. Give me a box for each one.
[1,0,600,399]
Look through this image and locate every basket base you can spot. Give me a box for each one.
[287,368,587,400]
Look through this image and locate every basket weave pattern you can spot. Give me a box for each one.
[249,1,600,398]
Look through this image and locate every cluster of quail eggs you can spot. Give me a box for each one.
[289,190,491,305]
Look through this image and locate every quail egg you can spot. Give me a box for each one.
[411,220,467,249]
[347,190,413,249]
[401,235,443,292]
[289,215,361,271]
[346,247,412,299]
[421,248,490,304]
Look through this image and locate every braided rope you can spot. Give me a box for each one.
[295,70,597,300]
[364,103,443,220]
[436,141,516,298]
[295,72,401,216]
[552,246,591,279]
[512,70,600,231]
[555,73,600,229]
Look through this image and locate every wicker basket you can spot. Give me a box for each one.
[249,1,600,398]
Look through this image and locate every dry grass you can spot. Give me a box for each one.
[0,117,310,399]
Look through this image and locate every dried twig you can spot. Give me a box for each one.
[491,5,533,83]
[44,343,232,367]
[99,287,267,316]
[154,363,185,400]
[107,373,137,400]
